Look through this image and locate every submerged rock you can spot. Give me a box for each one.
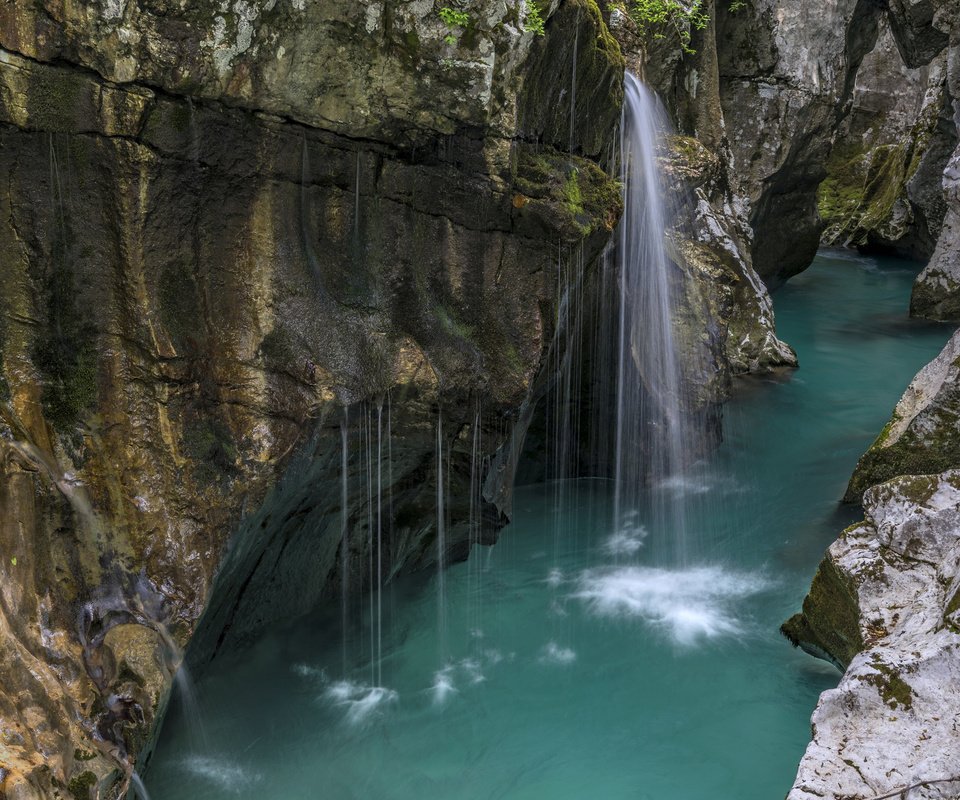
[786,471,960,800]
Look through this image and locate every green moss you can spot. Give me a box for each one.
[846,435,957,503]
[793,553,865,669]
[32,197,99,432]
[817,140,912,244]
[563,169,585,217]
[67,771,97,800]
[866,656,914,710]
[73,749,97,762]
[182,416,238,485]
[515,147,622,236]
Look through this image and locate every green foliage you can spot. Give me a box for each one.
[628,0,747,53]
[67,771,96,800]
[523,0,546,36]
[439,5,471,45]
[630,0,708,53]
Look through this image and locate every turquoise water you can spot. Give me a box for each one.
[146,250,954,799]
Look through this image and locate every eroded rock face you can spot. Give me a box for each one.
[846,329,960,502]
[715,0,886,286]
[901,1,960,320]
[785,471,960,800]
[820,18,956,259]
[0,2,625,796]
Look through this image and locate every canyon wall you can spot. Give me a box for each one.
[0,2,625,795]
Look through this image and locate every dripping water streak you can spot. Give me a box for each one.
[340,410,350,672]
[436,410,446,662]
[376,403,383,686]
[129,772,152,800]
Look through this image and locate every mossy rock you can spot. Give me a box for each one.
[67,771,97,800]
[516,0,625,158]
[782,540,865,669]
[514,146,622,237]
[845,418,960,503]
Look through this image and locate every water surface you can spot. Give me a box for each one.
[147,250,954,799]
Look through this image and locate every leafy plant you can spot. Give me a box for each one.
[628,0,747,53]
[523,0,546,36]
[439,5,471,44]
[630,0,709,53]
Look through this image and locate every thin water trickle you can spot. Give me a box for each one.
[340,410,350,670]
[436,410,447,662]
[376,403,384,687]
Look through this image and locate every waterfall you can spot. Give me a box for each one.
[128,772,152,800]
[613,72,698,566]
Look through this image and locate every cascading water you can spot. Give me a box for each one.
[613,72,702,567]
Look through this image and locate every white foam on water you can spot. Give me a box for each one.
[324,680,398,724]
[574,565,771,646]
[603,527,648,556]
[654,475,712,496]
[546,567,565,587]
[431,668,458,706]
[539,641,577,665]
[292,663,326,680]
[181,756,261,792]
[460,658,485,685]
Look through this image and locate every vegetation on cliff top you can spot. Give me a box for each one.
[627,0,746,53]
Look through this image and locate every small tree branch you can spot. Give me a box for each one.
[862,776,960,800]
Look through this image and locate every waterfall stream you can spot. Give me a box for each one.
[614,72,701,566]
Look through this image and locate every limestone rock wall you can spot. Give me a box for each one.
[845,329,960,503]
[786,471,960,800]
[902,1,960,320]
[820,18,956,259]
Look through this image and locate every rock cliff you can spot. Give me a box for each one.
[820,18,956,259]
[785,471,960,800]
[0,2,625,796]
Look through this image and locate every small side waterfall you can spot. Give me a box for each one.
[613,72,701,566]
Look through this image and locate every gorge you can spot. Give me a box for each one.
[1,1,960,799]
